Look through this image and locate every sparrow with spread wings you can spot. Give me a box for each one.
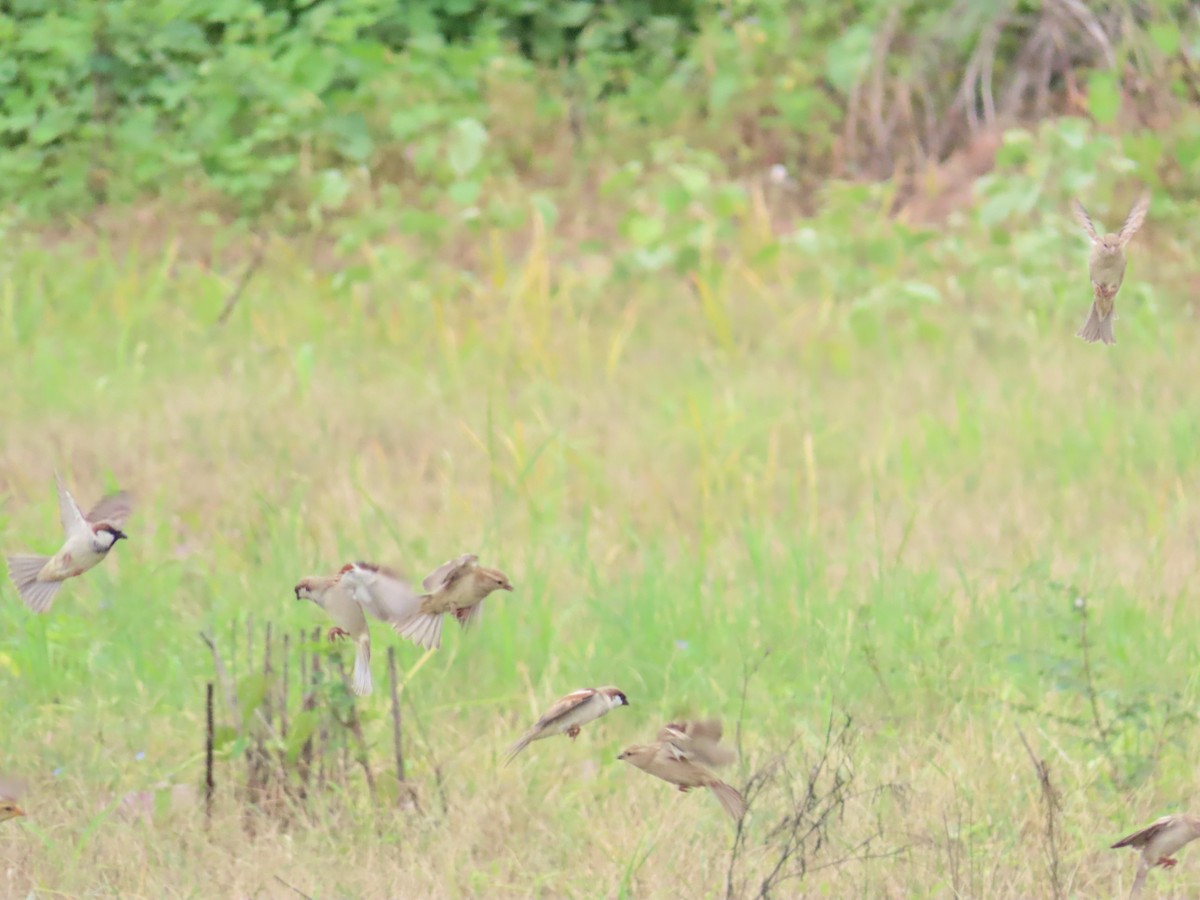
[6,471,133,613]
[618,718,746,822]
[504,686,629,764]
[339,553,513,652]
[1071,193,1150,346]
[1111,814,1200,899]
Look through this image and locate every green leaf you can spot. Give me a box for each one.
[285,709,322,763]
[1148,23,1180,56]
[447,179,480,205]
[824,23,874,96]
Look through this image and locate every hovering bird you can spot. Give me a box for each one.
[294,569,378,696]
[1111,814,1200,899]
[504,686,630,765]
[618,719,746,822]
[6,471,132,613]
[1071,193,1150,345]
[341,554,512,651]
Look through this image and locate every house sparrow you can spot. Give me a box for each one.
[618,718,746,822]
[343,554,513,651]
[294,570,375,696]
[0,775,26,823]
[504,686,630,765]
[1112,814,1200,899]
[6,471,132,613]
[1072,193,1150,345]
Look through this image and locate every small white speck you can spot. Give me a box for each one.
[768,164,789,184]
[135,751,146,761]
[675,640,689,651]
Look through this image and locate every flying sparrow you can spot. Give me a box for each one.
[343,554,513,651]
[618,718,746,822]
[294,570,375,696]
[504,686,630,765]
[1071,193,1150,346]
[1112,814,1200,899]
[6,471,132,613]
[0,775,26,823]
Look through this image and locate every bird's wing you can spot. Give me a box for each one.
[532,689,597,730]
[656,719,736,768]
[1111,816,1174,850]
[85,490,134,529]
[350,562,423,625]
[1072,199,1100,243]
[422,553,478,592]
[54,471,89,539]
[1118,193,1150,246]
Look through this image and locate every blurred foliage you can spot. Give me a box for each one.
[0,0,1197,216]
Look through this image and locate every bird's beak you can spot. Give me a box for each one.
[113,530,128,542]
[12,805,24,818]
[503,582,514,592]
[293,587,302,600]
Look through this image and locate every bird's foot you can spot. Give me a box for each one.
[1156,856,1179,869]
[566,726,581,740]
[327,627,350,642]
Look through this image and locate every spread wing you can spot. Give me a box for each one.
[1071,199,1100,243]
[1111,816,1173,850]
[86,491,134,528]
[348,562,423,626]
[54,471,89,539]
[1118,192,1150,246]
[422,553,478,592]
[656,719,736,768]
[533,689,597,729]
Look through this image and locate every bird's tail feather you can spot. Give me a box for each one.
[398,612,443,651]
[503,732,536,766]
[1076,301,1116,345]
[6,555,61,613]
[352,636,373,696]
[707,780,747,822]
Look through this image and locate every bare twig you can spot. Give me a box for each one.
[273,874,315,900]
[205,681,215,829]
[214,235,266,326]
[1017,726,1064,900]
[388,646,405,783]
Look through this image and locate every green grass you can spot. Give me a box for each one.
[2,135,1200,898]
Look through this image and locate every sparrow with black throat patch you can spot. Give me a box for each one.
[6,471,132,613]
[618,718,746,822]
[504,686,629,765]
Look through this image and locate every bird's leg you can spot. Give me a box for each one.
[566,725,581,740]
[1156,856,1178,869]
[327,627,350,642]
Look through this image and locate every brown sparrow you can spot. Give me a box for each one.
[343,554,512,651]
[618,719,746,822]
[295,570,375,696]
[6,471,132,613]
[1072,193,1150,345]
[1112,814,1200,898]
[504,686,629,765]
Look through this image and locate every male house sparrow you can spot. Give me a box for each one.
[618,719,747,822]
[342,554,513,651]
[504,686,630,765]
[1072,193,1150,345]
[294,569,377,696]
[1111,814,1200,899]
[6,471,132,613]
